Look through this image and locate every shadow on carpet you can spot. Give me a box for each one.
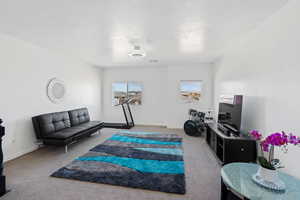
[51,131,186,194]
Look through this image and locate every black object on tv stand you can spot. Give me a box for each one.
[205,122,257,165]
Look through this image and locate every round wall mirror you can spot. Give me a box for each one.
[47,78,66,104]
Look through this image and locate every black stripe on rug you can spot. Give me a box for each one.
[90,145,183,161]
[51,167,186,194]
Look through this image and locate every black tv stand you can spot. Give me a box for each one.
[205,123,257,165]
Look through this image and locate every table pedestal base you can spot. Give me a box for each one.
[221,178,250,200]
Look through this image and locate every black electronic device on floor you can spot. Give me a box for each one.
[103,102,135,129]
[0,119,6,197]
[184,109,206,136]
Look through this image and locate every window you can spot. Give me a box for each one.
[127,82,142,105]
[112,82,143,106]
[112,82,127,106]
[180,80,202,102]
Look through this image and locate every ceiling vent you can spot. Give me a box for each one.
[149,59,158,63]
[128,45,146,57]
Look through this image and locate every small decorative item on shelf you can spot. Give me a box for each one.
[249,130,300,191]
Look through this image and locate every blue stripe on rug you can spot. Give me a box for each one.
[76,156,184,174]
[109,135,181,146]
[134,148,183,156]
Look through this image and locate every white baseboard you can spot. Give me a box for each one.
[4,145,39,163]
[135,124,167,128]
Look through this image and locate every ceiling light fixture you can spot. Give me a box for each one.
[128,45,146,57]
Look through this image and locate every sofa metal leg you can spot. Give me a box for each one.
[35,140,44,148]
[90,130,101,136]
[65,145,68,153]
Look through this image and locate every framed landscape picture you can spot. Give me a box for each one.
[127,82,142,105]
[112,82,127,106]
[112,82,143,106]
[180,80,202,102]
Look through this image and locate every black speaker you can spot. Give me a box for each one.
[0,119,6,197]
[0,176,5,196]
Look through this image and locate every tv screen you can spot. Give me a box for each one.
[218,102,242,133]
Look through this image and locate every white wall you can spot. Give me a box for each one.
[102,65,213,128]
[0,34,102,161]
[213,0,300,177]
[102,67,168,126]
[166,65,213,128]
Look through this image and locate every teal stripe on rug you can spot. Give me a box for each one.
[109,135,181,145]
[135,148,183,156]
[76,156,184,174]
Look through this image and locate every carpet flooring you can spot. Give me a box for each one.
[3,126,221,200]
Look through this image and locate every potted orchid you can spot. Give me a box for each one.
[249,130,300,185]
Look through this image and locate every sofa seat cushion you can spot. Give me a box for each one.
[43,121,102,140]
[43,127,86,139]
[76,121,102,130]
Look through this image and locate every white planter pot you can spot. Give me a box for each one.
[253,166,286,191]
[256,166,280,183]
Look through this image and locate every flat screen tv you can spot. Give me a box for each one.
[218,95,243,135]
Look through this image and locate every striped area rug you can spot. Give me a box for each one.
[51,131,186,194]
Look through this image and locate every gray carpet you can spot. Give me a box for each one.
[3,127,220,200]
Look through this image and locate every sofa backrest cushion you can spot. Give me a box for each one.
[32,111,71,138]
[68,108,90,126]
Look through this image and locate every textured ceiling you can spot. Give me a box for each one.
[0,0,289,67]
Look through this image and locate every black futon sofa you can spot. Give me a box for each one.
[32,108,103,152]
